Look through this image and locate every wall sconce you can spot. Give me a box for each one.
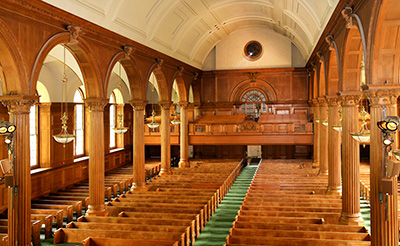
[315,119,320,123]
[350,107,370,148]
[0,121,16,188]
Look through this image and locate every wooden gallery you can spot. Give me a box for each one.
[0,0,398,245]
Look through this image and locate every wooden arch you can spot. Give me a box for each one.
[104,50,144,101]
[0,19,28,95]
[318,58,327,97]
[369,0,400,84]
[230,79,277,103]
[172,68,188,103]
[327,49,339,95]
[30,31,104,98]
[144,61,170,102]
[341,25,364,91]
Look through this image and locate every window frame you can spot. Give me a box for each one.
[109,92,117,150]
[29,104,39,170]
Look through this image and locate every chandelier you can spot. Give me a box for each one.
[53,45,75,147]
[147,86,159,129]
[350,106,370,148]
[112,63,128,134]
[171,107,180,125]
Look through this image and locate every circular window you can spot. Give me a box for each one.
[244,41,262,60]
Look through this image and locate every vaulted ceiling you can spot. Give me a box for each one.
[43,0,339,69]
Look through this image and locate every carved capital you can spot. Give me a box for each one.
[123,45,134,58]
[84,98,107,112]
[1,95,38,114]
[317,97,327,106]
[179,102,189,109]
[67,25,82,43]
[341,7,354,29]
[311,99,319,107]
[158,101,172,110]
[339,93,361,107]
[129,100,147,111]
[325,35,335,51]
[365,89,400,107]
[325,96,340,106]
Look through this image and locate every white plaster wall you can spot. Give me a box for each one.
[215,28,296,70]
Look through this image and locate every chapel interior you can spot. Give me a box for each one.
[0,0,398,245]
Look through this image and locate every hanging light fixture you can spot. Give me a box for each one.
[53,45,75,147]
[112,63,128,134]
[333,107,342,132]
[171,106,180,125]
[350,106,370,148]
[315,118,320,123]
[147,86,159,129]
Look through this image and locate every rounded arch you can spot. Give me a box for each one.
[36,81,50,103]
[0,18,28,94]
[318,60,327,97]
[174,76,188,103]
[230,79,277,102]
[146,66,170,102]
[30,32,104,99]
[105,51,144,101]
[341,25,364,91]
[369,0,400,84]
[327,49,339,95]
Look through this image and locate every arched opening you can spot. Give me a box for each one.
[327,50,339,96]
[240,89,268,120]
[342,26,364,92]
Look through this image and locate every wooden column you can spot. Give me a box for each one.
[178,102,190,168]
[130,101,146,190]
[311,99,320,168]
[2,95,37,246]
[159,101,172,174]
[326,96,341,195]
[339,92,363,225]
[365,86,400,246]
[85,99,108,216]
[318,98,328,175]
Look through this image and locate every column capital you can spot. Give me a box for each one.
[178,102,189,109]
[159,101,172,110]
[325,96,340,106]
[0,95,39,114]
[317,97,327,106]
[339,91,361,107]
[85,98,108,112]
[129,100,147,111]
[311,99,319,106]
[362,85,400,106]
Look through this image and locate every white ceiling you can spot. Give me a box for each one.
[43,0,339,69]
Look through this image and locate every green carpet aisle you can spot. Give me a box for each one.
[360,198,371,235]
[193,165,258,246]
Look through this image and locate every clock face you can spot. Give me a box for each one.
[244,41,262,60]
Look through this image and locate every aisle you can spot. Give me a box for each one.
[193,165,257,246]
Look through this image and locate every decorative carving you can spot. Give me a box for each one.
[129,100,147,111]
[318,98,327,107]
[67,25,82,43]
[325,35,335,51]
[192,72,199,81]
[341,7,354,29]
[316,51,324,63]
[240,120,260,132]
[339,94,360,106]
[123,45,134,58]
[365,89,400,106]
[84,98,107,112]
[325,96,339,106]
[158,101,172,110]
[1,95,38,114]
[155,58,164,68]
[247,72,259,82]
[179,102,189,109]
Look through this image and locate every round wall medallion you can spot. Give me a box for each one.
[244,41,262,60]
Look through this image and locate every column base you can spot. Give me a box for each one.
[318,169,328,176]
[339,212,364,226]
[130,182,147,191]
[326,186,342,195]
[86,205,108,216]
[312,161,319,169]
[160,168,172,175]
[178,159,190,168]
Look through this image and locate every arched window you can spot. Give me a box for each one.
[109,93,116,149]
[74,89,84,156]
[29,105,38,168]
[241,90,268,117]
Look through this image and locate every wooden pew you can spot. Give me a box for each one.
[0,219,41,245]
[31,214,53,239]
[53,228,185,246]
[32,199,82,217]
[0,234,7,246]
[31,204,73,223]
[82,237,179,246]
[225,235,371,245]
[30,208,63,228]
[43,195,89,210]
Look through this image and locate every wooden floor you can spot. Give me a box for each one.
[225,159,371,246]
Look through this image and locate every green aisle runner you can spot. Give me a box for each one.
[194,165,257,246]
